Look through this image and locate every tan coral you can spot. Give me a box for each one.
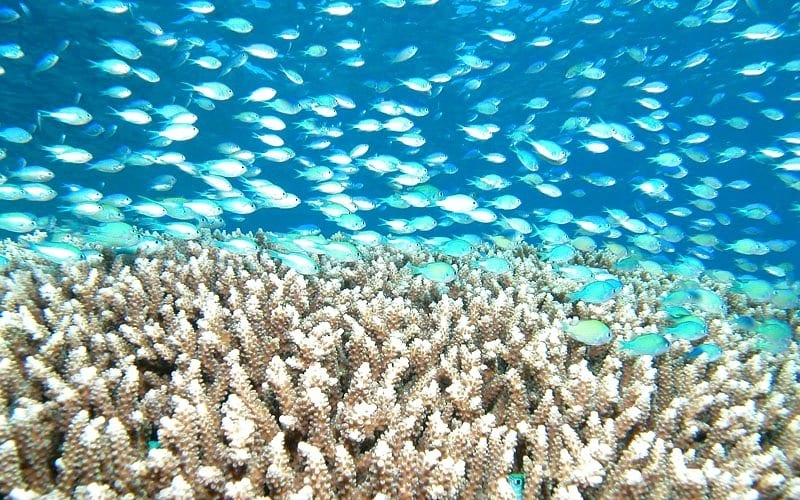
[0,239,796,497]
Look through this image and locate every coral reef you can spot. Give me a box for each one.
[0,236,797,498]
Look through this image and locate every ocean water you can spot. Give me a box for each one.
[1,2,800,497]
[0,0,798,277]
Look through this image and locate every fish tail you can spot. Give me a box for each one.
[404,262,421,274]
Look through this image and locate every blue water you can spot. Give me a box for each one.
[0,0,798,278]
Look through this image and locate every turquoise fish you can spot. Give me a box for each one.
[408,261,457,283]
[269,250,320,276]
[475,257,511,274]
[567,279,622,303]
[564,319,613,345]
[507,473,524,500]
[755,319,793,353]
[685,344,723,362]
[664,316,708,341]
[619,333,670,356]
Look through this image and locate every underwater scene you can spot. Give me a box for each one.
[0,0,798,497]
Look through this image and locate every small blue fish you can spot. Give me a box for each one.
[564,319,613,345]
[664,317,707,341]
[28,241,84,264]
[475,257,512,274]
[663,305,693,319]
[32,52,59,74]
[685,344,723,362]
[507,473,524,500]
[755,319,793,354]
[731,316,758,332]
[664,287,727,316]
[0,126,33,144]
[567,279,622,303]
[542,244,577,263]
[408,261,457,283]
[619,333,670,356]
[268,251,319,276]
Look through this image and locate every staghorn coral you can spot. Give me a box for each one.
[0,236,797,498]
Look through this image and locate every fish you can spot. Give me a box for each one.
[685,344,724,362]
[407,261,457,283]
[435,195,478,214]
[38,106,93,126]
[566,279,623,304]
[474,256,511,274]
[507,473,524,500]
[754,319,793,354]
[563,319,613,346]
[0,212,38,233]
[0,0,793,321]
[26,241,84,264]
[663,317,708,341]
[619,333,671,357]
[541,244,577,263]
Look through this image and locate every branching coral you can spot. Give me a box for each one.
[0,238,797,498]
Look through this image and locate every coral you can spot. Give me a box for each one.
[0,237,797,497]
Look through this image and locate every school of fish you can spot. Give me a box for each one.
[0,1,798,357]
